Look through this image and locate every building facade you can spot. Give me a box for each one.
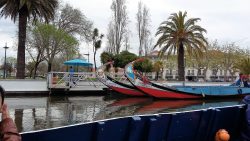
[147,51,238,82]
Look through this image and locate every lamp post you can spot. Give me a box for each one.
[3,43,9,79]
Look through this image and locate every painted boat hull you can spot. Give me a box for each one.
[96,62,144,97]
[21,103,247,141]
[152,82,250,97]
[137,85,202,99]
[106,76,145,96]
[109,85,144,96]
[124,59,250,99]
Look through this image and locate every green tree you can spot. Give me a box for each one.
[26,61,35,78]
[134,58,153,73]
[234,58,250,75]
[155,11,208,81]
[100,52,114,64]
[113,51,137,68]
[42,24,78,72]
[153,60,163,80]
[26,23,47,78]
[0,0,58,79]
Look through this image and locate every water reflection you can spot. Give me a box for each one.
[4,96,242,132]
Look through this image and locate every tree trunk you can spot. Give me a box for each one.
[16,11,28,79]
[33,62,40,79]
[178,43,185,81]
[204,68,208,81]
[94,50,97,71]
[29,68,34,78]
[47,62,52,72]
[155,71,159,81]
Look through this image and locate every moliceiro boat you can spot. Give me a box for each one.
[124,59,250,99]
[96,61,144,96]
[21,96,250,141]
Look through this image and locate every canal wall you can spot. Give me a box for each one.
[0,80,107,96]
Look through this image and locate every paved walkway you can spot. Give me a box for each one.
[0,80,107,95]
[0,80,47,92]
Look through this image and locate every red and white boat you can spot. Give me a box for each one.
[96,62,145,96]
[124,59,202,99]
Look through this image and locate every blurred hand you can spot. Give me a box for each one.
[1,104,10,120]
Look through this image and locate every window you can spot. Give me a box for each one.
[198,69,201,75]
[166,70,169,75]
[212,69,217,75]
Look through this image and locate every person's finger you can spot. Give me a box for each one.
[2,103,10,120]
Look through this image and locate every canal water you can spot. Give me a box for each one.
[4,94,242,132]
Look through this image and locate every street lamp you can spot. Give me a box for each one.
[3,43,9,79]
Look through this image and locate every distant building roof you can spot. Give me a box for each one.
[148,50,159,57]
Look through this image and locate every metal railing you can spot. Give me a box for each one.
[47,72,99,89]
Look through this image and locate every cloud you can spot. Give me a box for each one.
[1,0,250,66]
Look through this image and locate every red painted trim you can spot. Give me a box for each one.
[110,86,145,96]
[137,86,202,99]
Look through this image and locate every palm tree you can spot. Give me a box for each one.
[155,11,208,81]
[0,0,58,79]
[92,28,104,70]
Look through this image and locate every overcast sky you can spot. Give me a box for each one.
[0,0,250,66]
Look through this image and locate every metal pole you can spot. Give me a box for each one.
[87,53,89,72]
[3,43,9,79]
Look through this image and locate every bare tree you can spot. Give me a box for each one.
[107,0,129,54]
[124,32,130,51]
[220,43,242,81]
[54,4,93,42]
[144,37,153,56]
[106,22,116,53]
[26,3,92,76]
[136,1,151,56]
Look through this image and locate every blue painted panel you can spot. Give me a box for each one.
[96,118,130,141]
[194,109,214,141]
[166,111,202,141]
[147,114,171,141]
[127,116,145,141]
[21,105,245,141]
[21,123,94,141]
[175,86,250,96]
[207,106,245,141]
[126,65,135,80]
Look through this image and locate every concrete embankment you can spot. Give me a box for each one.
[0,80,107,96]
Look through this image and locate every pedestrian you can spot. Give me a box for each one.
[234,73,243,86]
[243,76,250,87]
[69,66,75,87]
[0,86,21,141]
